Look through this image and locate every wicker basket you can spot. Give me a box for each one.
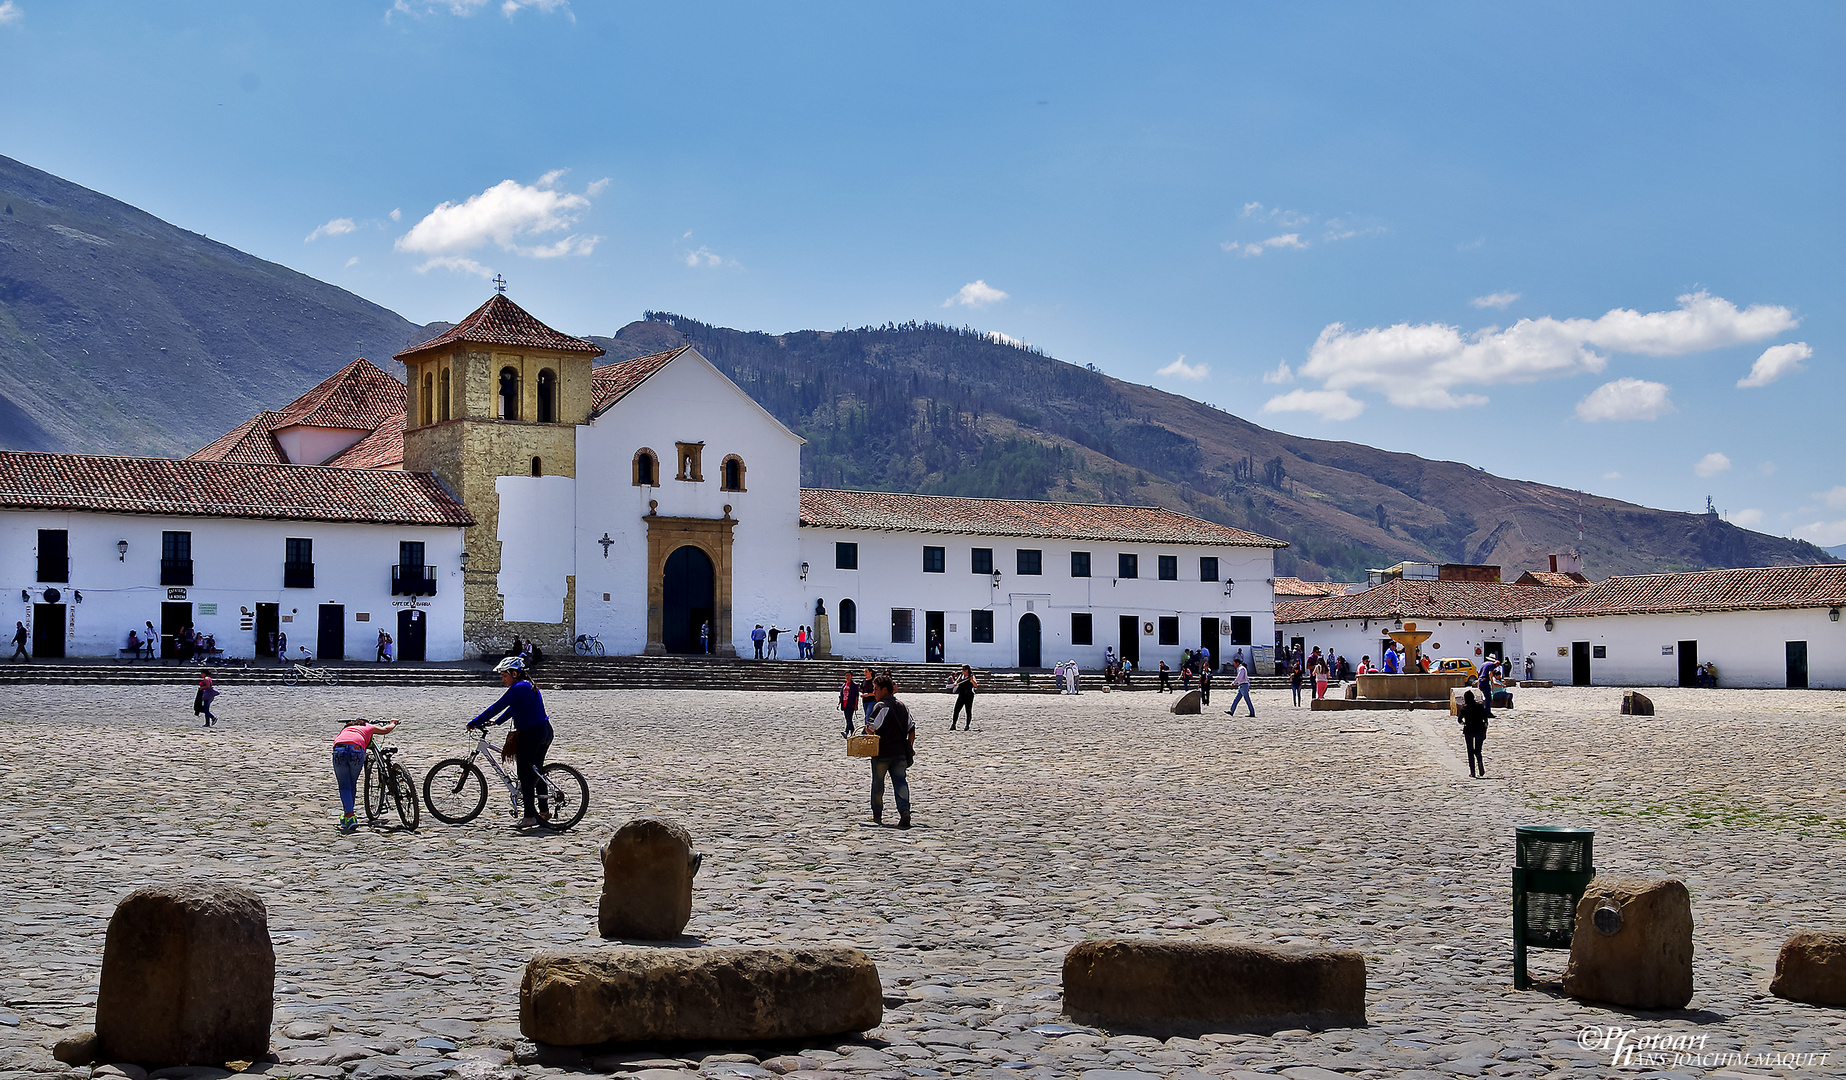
[845,734,881,758]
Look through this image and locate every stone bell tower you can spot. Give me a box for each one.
[398,292,604,656]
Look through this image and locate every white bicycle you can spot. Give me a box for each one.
[422,728,589,830]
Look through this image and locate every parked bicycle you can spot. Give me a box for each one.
[572,633,605,656]
[364,743,421,830]
[284,662,339,686]
[423,728,589,830]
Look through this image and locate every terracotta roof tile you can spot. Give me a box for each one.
[188,411,289,465]
[1533,565,1846,617]
[190,359,405,465]
[1274,577,1355,597]
[0,452,471,526]
[592,347,688,412]
[799,488,1287,547]
[1514,570,1592,587]
[1276,579,1579,623]
[396,294,604,361]
[321,425,403,470]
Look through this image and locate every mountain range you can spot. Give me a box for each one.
[0,153,1833,580]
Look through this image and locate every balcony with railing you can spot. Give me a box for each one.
[284,561,315,589]
[392,563,437,596]
[159,558,193,587]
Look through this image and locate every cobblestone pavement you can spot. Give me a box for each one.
[2,683,1842,1080]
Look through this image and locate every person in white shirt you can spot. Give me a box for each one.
[1227,660,1255,716]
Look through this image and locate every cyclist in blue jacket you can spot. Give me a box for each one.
[468,656,554,828]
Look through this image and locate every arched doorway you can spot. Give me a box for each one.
[662,545,716,654]
[1018,612,1041,669]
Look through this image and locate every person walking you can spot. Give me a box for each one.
[467,656,555,828]
[194,669,219,727]
[376,629,390,662]
[1158,660,1171,693]
[766,624,781,659]
[381,633,393,663]
[857,666,877,725]
[1477,656,1498,719]
[1227,659,1255,717]
[1290,663,1303,707]
[274,628,287,662]
[10,621,27,662]
[1197,663,1211,706]
[865,674,913,828]
[1457,690,1489,777]
[838,671,860,735]
[949,665,977,730]
[699,620,711,655]
[1314,657,1329,701]
[331,717,399,833]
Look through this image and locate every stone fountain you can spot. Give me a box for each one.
[1350,621,1472,704]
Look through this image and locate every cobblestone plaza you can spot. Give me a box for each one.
[1,683,1841,1080]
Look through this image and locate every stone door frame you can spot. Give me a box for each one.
[644,512,736,656]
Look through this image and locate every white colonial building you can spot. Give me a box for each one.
[1274,576,1578,674]
[0,293,1284,666]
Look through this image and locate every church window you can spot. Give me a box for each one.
[438,368,451,422]
[633,449,658,487]
[720,454,746,492]
[498,367,521,420]
[674,441,704,482]
[537,368,557,423]
[838,599,857,634]
[420,373,434,426]
[531,457,543,477]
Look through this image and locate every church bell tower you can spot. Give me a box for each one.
[398,292,604,656]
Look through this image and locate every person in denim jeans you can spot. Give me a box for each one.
[332,717,399,833]
[865,674,914,829]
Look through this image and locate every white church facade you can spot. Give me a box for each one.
[0,294,1284,665]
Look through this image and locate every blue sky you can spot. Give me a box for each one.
[3,2,1842,545]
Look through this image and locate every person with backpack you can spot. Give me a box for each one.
[864,674,914,828]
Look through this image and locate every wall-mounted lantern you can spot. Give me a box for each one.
[117,539,129,561]
[991,570,1002,587]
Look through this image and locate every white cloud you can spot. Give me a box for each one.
[396,176,600,269]
[1694,452,1732,478]
[1293,290,1796,412]
[1795,520,1846,547]
[1574,378,1674,422]
[1736,341,1811,388]
[1817,486,1846,511]
[1471,291,1520,310]
[1262,388,1365,422]
[1226,233,1307,258]
[536,168,569,188]
[304,217,358,242]
[1603,471,1622,480]
[0,3,21,26]
[985,331,1029,349]
[683,246,736,269]
[1730,508,1765,528]
[943,280,1008,308]
[389,208,402,222]
[391,0,571,18]
[585,177,611,197]
[344,256,360,268]
[1157,354,1210,381]
[1260,361,1294,385]
[414,255,493,278]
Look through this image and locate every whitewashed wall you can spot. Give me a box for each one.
[496,473,577,623]
[799,529,1276,668]
[1527,607,1845,688]
[1279,617,1529,673]
[0,510,465,660]
[573,351,806,655]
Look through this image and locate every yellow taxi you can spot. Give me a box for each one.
[1432,657,1480,681]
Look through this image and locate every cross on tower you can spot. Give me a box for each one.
[492,274,507,294]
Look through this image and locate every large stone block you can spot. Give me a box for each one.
[1562,877,1693,1010]
[95,883,275,1066]
[598,817,700,941]
[520,945,882,1045]
[1062,939,1366,1035]
[1621,690,1654,716]
[1169,691,1201,715]
[1769,931,1846,1007]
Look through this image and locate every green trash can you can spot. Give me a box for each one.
[1512,826,1595,989]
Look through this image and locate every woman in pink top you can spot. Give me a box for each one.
[332,718,399,834]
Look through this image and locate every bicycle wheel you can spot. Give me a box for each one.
[423,759,488,824]
[594,641,605,656]
[328,671,340,685]
[538,763,589,831]
[389,764,421,830]
[362,759,387,826]
[283,668,299,686]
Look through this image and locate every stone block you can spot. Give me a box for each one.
[53,1030,100,1065]
[1621,690,1654,716]
[520,945,882,1045]
[1769,931,1846,1007]
[95,882,275,1066]
[1062,939,1366,1035]
[599,818,700,941]
[1342,683,1358,699]
[1169,690,1201,715]
[1562,877,1693,1010]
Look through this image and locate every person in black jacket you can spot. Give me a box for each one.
[1457,690,1489,777]
[865,674,914,828]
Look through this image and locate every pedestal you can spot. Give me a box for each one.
[814,613,835,660]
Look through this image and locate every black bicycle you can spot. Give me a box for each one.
[364,743,421,831]
[423,728,589,831]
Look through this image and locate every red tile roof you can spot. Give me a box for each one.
[1276,578,1580,624]
[1274,577,1355,597]
[190,359,406,466]
[592,347,688,413]
[322,425,404,470]
[1532,565,1846,617]
[396,294,605,361]
[1514,570,1592,588]
[799,488,1287,547]
[0,452,471,526]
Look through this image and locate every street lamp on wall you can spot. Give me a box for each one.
[1223,579,1235,597]
[991,570,1002,587]
[459,550,470,572]
[117,539,129,561]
